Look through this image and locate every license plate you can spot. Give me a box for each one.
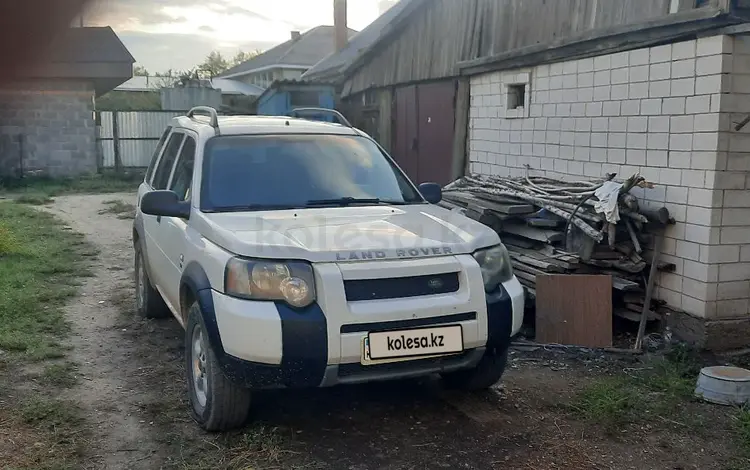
[362,325,463,364]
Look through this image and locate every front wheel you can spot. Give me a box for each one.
[441,346,509,391]
[185,302,251,431]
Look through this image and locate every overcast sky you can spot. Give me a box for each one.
[84,0,398,73]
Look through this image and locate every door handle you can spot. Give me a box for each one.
[156,216,161,223]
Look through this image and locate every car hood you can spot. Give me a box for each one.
[194,204,501,263]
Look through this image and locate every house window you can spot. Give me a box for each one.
[507,84,526,110]
[500,71,531,119]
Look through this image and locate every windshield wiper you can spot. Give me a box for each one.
[305,197,410,207]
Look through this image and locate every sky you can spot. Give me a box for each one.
[83,0,398,73]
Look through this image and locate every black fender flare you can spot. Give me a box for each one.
[132,214,157,284]
[180,261,225,356]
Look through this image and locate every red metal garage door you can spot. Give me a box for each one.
[392,80,456,186]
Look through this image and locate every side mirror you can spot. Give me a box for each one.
[419,182,442,204]
[140,190,190,219]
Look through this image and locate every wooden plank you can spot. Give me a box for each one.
[611,276,640,292]
[527,217,562,228]
[506,245,579,270]
[508,252,565,273]
[657,261,676,272]
[514,270,537,284]
[457,7,727,77]
[502,223,564,244]
[615,308,659,322]
[590,250,623,260]
[535,274,613,348]
[502,235,538,249]
[444,191,534,215]
[512,261,549,277]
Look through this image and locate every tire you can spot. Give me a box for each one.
[441,345,509,391]
[185,302,251,432]
[134,242,170,319]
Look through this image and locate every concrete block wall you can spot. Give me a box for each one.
[468,35,748,330]
[0,79,97,178]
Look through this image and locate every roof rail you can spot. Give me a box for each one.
[187,106,220,133]
[288,107,353,128]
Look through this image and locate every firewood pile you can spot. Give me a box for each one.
[440,169,675,323]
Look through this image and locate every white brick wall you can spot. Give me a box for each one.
[468,34,744,320]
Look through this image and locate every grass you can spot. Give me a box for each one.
[2,398,89,470]
[40,362,80,388]
[0,203,92,360]
[0,202,93,470]
[735,406,750,457]
[171,425,296,470]
[571,344,701,430]
[14,193,54,205]
[1,171,143,201]
[21,397,83,428]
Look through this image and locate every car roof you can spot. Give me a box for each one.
[172,115,361,137]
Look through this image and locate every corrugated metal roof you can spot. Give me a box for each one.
[301,0,424,82]
[254,79,337,105]
[115,76,161,92]
[115,76,265,97]
[218,25,358,78]
[210,78,265,96]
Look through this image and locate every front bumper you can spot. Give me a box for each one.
[211,277,522,390]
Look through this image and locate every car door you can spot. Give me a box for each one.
[159,133,197,311]
[142,130,186,301]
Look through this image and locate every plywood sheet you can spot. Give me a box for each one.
[535,274,612,348]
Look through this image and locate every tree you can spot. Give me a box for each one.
[230,50,261,67]
[198,51,229,78]
[133,64,149,76]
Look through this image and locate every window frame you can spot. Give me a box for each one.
[167,133,198,201]
[501,71,531,119]
[151,131,186,190]
[145,126,172,186]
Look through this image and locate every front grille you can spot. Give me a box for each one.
[343,272,460,302]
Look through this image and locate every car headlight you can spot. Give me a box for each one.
[473,244,513,292]
[225,258,316,308]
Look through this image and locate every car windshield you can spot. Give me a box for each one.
[200,134,424,212]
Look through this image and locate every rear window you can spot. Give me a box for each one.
[200,134,422,212]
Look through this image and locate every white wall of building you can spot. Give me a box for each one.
[468,35,750,321]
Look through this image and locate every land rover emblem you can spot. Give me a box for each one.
[427,278,444,290]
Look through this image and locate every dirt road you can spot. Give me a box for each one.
[45,194,742,470]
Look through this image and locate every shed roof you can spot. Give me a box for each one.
[254,79,338,104]
[115,75,161,92]
[219,25,358,78]
[46,26,135,64]
[16,26,134,96]
[301,0,425,82]
[210,78,265,96]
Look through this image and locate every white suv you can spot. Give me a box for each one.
[133,106,524,431]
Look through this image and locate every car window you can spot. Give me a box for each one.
[145,126,172,185]
[152,132,185,190]
[169,136,196,201]
[200,134,423,211]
